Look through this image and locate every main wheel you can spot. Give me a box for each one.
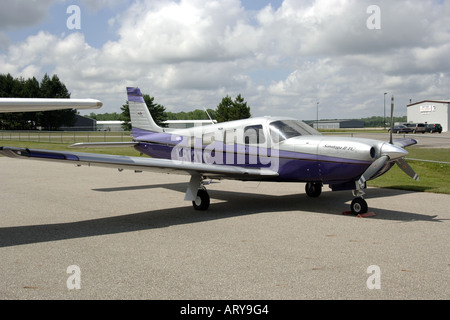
[192,189,210,211]
[305,182,322,198]
[351,197,368,215]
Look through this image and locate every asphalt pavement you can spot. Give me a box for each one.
[0,156,448,300]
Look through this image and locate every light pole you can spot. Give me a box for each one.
[383,92,387,130]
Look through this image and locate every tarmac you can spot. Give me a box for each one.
[0,134,449,300]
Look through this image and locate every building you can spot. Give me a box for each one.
[163,120,217,129]
[310,119,365,129]
[96,121,125,131]
[60,114,96,131]
[407,100,449,132]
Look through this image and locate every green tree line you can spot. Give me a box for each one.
[0,73,76,130]
[97,93,252,130]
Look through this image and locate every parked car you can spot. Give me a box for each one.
[389,125,413,134]
[404,123,426,134]
[426,123,442,133]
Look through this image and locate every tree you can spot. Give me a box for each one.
[0,73,76,130]
[166,108,217,121]
[37,74,76,130]
[215,94,251,122]
[120,93,167,131]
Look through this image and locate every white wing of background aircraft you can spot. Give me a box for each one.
[0,98,102,112]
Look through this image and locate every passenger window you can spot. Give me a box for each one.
[244,125,266,145]
[202,130,223,145]
[224,129,236,145]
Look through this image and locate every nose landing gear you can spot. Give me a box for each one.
[350,197,368,215]
[350,180,368,215]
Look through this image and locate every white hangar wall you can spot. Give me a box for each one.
[407,100,449,132]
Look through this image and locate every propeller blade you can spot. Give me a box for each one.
[389,95,394,144]
[396,158,419,181]
[359,155,390,186]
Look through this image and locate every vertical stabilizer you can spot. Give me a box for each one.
[127,87,163,133]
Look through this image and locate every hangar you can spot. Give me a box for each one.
[310,119,364,130]
[407,100,449,132]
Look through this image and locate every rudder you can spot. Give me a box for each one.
[127,87,163,134]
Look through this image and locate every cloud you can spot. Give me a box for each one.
[0,0,59,30]
[1,0,449,119]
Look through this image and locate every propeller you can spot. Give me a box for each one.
[358,155,390,187]
[389,96,394,144]
[358,95,419,189]
[395,158,419,181]
[389,95,420,181]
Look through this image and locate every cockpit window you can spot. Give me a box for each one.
[269,120,320,142]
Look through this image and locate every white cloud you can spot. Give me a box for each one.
[1,0,449,119]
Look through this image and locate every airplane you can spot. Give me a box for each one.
[0,87,419,214]
[0,98,102,113]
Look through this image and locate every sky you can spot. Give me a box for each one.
[1,0,449,120]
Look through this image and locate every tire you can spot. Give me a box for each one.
[351,197,368,215]
[305,182,322,198]
[192,189,210,211]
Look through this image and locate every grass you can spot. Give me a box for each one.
[1,140,449,194]
[367,147,450,194]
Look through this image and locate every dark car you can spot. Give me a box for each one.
[389,125,413,134]
[404,123,426,134]
[426,123,442,133]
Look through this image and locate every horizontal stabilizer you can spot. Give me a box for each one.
[393,138,418,148]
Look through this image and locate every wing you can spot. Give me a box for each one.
[0,147,278,180]
[0,98,102,113]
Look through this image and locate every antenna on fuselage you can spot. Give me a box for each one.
[203,107,215,125]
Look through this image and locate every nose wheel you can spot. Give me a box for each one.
[350,197,368,215]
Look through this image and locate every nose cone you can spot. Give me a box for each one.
[381,143,408,160]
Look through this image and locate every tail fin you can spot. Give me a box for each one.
[127,87,163,133]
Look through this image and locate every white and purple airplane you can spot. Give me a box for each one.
[0,87,418,214]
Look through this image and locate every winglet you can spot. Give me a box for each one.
[126,87,163,134]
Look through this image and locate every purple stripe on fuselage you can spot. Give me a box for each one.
[134,141,371,184]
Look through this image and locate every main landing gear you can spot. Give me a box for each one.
[185,174,211,211]
[305,182,322,198]
[192,188,210,211]
[306,181,369,215]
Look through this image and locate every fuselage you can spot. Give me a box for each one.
[131,116,405,186]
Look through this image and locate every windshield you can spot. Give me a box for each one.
[269,120,320,142]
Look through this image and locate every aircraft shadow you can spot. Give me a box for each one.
[0,183,444,248]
